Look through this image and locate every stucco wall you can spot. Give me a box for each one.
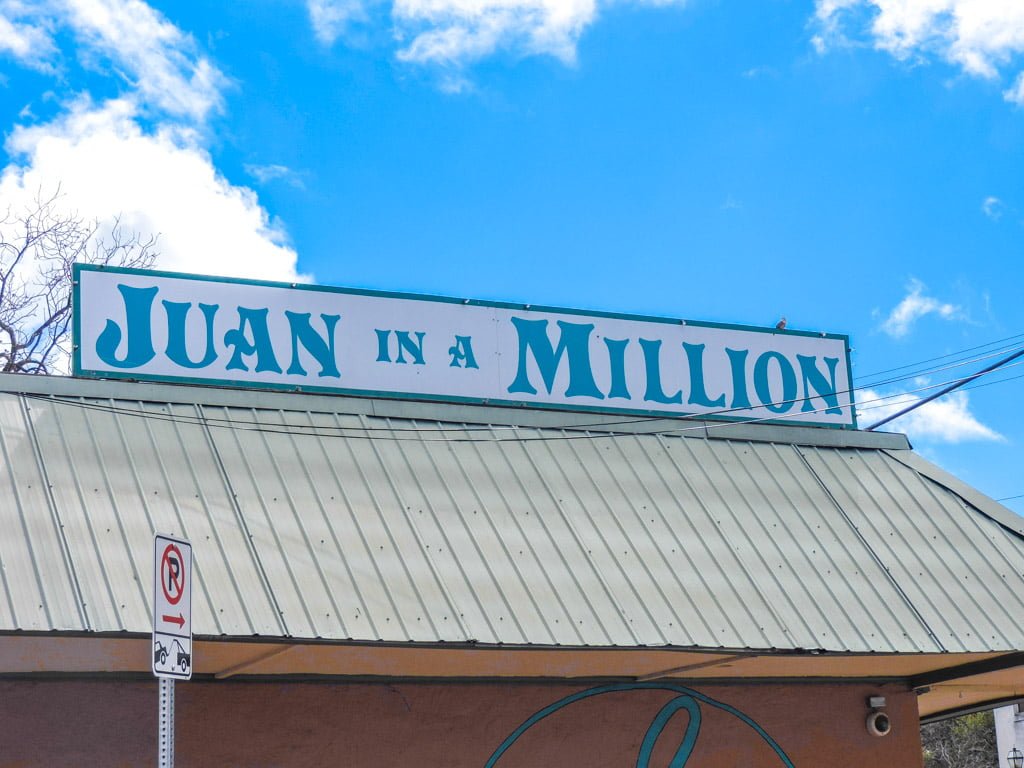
[995,703,1024,761]
[0,679,921,767]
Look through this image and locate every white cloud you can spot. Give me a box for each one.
[394,0,598,66]
[309,0,372,44]
[244,163,306,190]
[857,387,1002,443]
[1,98,302,282]
[310,0,684,68]
[0,3,57,71]
[880,278,964,338]
[741,65,778,79]
[982,195,1004,220]
[0,0,224,121]
[63,0,225,121]
[0,0,303,294]
[1006,71,1024,103]
[813,0,1024,105]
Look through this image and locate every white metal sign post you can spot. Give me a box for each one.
[153,534,192,767]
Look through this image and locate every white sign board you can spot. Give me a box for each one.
[152,534,192,680]
[74,266,856,428]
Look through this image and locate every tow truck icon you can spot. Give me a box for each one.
[153,638,191,673]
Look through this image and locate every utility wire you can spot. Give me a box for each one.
[4,366,958,441]
[854,331,1024,383]
[866,346,1024,431]
[12,366,1023,444]
[855,341,1024,391]
[9,330,1024,442]
[6,324,1009,440]
[16,335,1022,438]
[849,369,1024,417]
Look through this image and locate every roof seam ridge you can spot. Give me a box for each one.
[793,446,947,653]
[883,449,1024,541]
[196,405,291,638]
[21,394,92,630]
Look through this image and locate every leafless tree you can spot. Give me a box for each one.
[0,189,157,374]
[922,711,997,768]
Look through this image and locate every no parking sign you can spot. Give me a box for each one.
[152,534,192,680]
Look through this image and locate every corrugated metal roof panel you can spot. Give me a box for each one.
[21,394,284,637]
[0,396,83,631]
[0,374,1021,656]
[801,446,1024,653]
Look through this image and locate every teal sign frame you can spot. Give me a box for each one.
[73,265,856,429]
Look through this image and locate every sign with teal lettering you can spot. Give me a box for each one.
[73,265,856,428]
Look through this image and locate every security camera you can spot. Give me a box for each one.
[866,710,892,737]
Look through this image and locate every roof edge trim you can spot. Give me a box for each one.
[884,450,1024,537]
[0,373,909,450]
[921,695,1024,724]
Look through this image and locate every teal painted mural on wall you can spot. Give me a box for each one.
[485,683,795,767]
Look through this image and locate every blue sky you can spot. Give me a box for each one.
[2,0,1024,510]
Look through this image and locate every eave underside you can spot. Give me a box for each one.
[1,634,1019,719]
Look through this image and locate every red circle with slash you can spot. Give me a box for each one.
[161,544,185,605]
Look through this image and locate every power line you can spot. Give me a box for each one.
[866,346,1024,431]
[850,369,1024,418]
[854,331,1024,383]
[11,364,1022,444]
[2,371,930,442]
[4,324,1009,441]
[14,336,1017,438]
[855,340,1024,391]
[7,333,1024,443]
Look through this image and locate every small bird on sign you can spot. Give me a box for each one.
[775,317,787,330]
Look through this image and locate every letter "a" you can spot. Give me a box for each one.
[449,336,478,368]
[223,307,282,373]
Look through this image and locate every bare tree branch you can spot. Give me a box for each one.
[922,711,997,768]
[0,189,158,375]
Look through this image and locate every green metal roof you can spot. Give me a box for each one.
[0,373,1022,655]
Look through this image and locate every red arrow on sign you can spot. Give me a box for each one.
[162,613,185,628]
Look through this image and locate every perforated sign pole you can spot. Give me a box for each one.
[158,677,175,767]
[153,534,192,767]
